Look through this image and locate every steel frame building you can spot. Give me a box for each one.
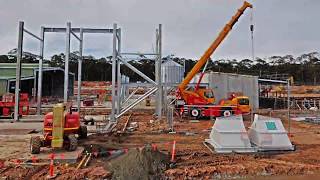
[14,22,163,126]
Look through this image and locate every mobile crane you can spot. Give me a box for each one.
[176,1,252,118]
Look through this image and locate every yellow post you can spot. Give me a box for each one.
[51,103,65,148]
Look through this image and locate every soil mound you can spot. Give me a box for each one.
[108,145,170,180]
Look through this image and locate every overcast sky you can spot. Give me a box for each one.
[0,0,319,60]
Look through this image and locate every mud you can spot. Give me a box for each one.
[2,111,320,179]
[0,165,111,180]
[107,146,170,180]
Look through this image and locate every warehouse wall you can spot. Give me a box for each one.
[193,72,259,109]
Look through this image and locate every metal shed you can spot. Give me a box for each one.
[0,63,74,98]
[161,60,184,85]
[192,71,259,109]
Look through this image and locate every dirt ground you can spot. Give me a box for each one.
[2,111,320,179]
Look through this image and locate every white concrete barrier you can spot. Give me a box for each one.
[205,115,255,153]
[248,114,294,151]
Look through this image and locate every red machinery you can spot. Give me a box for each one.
[30,104,87,154]
[175,1,252,119]
[0,93,29,119]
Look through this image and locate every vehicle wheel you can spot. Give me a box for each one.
[30,136,42,154]
[66,134,77,151]
[78,126,87,139]
[221,108,233,117]
[190,108,201,119]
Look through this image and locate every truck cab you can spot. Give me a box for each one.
[232,96,251,114]
[219,95,251,114]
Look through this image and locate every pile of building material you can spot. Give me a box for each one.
[305,117,320,124]
[107,145,170,180]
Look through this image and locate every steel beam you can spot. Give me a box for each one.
[14,21,24,121]
[258,78,287,84]
[116,87,158,119]
[70,30,81,41]
[64,22,71,103]
[44,27,114,33]
[77,28,84,111]
[122,87,140,105]
[119,57,156,85]
[111,23,117,122]
[36,26,45,115]
[121,52,158,56]
[24,28,42,41]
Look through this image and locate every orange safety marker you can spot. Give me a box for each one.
[171,140,176,162]
[31,156,37,163]
[14,159,22,165]
[47,153,56,179]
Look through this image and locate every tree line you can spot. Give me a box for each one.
[0,51,320,84]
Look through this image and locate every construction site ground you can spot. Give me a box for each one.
[1,110,320,179]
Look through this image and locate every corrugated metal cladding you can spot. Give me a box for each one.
[161,60,184,85]
[0,80,7,95]
[193,72,259,109]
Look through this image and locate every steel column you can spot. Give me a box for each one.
[155,29,159,117]
[14,21,24,121]
[77,28,84,111]
[287,80,291,134]
[117,28,121,114]
[111,23,117,122]
[155,24,162,119]
[36,26,45,115]
[64,22,71,103]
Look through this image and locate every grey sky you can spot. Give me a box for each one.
[0,0,319,60]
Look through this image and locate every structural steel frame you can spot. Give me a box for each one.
[15,21,118,121]
[15,22,162,125]
[109,24,162,124]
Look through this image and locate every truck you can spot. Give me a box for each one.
[218,93,251,115]
[176,1,253,119]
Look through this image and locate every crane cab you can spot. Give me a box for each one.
[196,88,215,104]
